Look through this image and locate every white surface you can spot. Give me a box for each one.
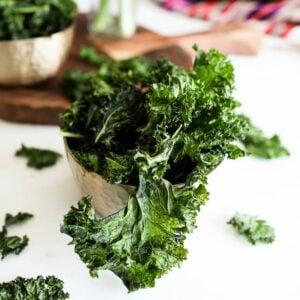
[1,1,300,299]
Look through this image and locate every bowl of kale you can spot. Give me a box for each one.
[58,46,257,291]
[59,46,289,292]
[0,0,77,86]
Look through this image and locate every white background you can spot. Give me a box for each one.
[1,0,300,299]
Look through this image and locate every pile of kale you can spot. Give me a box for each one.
[60,46,288,292]
[0,0,77,40]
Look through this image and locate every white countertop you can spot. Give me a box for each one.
[1,1,300,299]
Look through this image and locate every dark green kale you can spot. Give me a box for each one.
[60,46,248,291]
[0,276,69,299]
[0,0,77,40]
[62,132,209,291]
[79,46,152,81]
[228,213,275,245]
[0,228,29,260]
[5,212,33,227]
[0,212,33,259]
[60,46,152,103]
[240,115,289,159]
[15,144,62,170]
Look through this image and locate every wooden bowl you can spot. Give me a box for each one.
[64,140,135,217]
[0,25,74,86]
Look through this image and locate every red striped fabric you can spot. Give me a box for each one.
[161,0,300,37]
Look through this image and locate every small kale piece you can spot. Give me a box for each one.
[0,0,77,41]
[0,228,29,260]
[0,276,69,299]
[228,213,275,245]
[5,212,33,227]
[240,115,289,159]
[0,212,33,259]
[15,144,62,170]
[79,46,152,81]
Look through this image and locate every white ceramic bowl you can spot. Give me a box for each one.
[0,25,74,86]
[64,140,135,218]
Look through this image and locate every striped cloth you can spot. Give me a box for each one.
[160,0,300,37]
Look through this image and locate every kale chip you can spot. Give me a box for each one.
[228,213,275,245]
[15,144,62,170]
[0,276,69,299]
[240,115,289,159]
[0,212,33,259]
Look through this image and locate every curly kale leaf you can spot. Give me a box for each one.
[0,212,33,259]
[239,115,289,159]
[79,46,153,81]
[5,212,33,227]
[0,276,69,299]
[0,227,29,260]
[228,213,275,245]
[15,144,62,170]
[61,134,209,292]
[0,0,76,40]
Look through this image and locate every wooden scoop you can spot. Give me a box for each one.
[87,22,263,61]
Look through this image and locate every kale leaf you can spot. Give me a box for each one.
[60,46,152,103]
[228,213,275,245]
[0,228,29,260]
[15,144,62,170]
[0,0,77,40]
[79,46,152,81]
[5,212,33,227]
[0,212,33,259]
[0,276,69,299]
[60,46,248,291]
[240,115,289,159]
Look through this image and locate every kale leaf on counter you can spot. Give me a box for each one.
[240,115,289,159]
[228,213,275,245]
[0,276,69,299]
[60,46,152,103]
[0,228,29,260]
[5,212,33,227]
[60,46,248,291]
[0,0,77,41]
[15,144,62,170]
[0,212,33,260]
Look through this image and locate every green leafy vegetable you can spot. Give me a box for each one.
[0,0,77,41]
[15,144,62,170]
[0,228,29,260]
[0,212,33,259]
[228,213,275,245]
[60,46,152,103]
[60,46,249,291]
[0,276,69,299]
[240,115,289,159]
[5,212,33,227]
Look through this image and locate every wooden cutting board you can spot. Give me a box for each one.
[0,14,261,125]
